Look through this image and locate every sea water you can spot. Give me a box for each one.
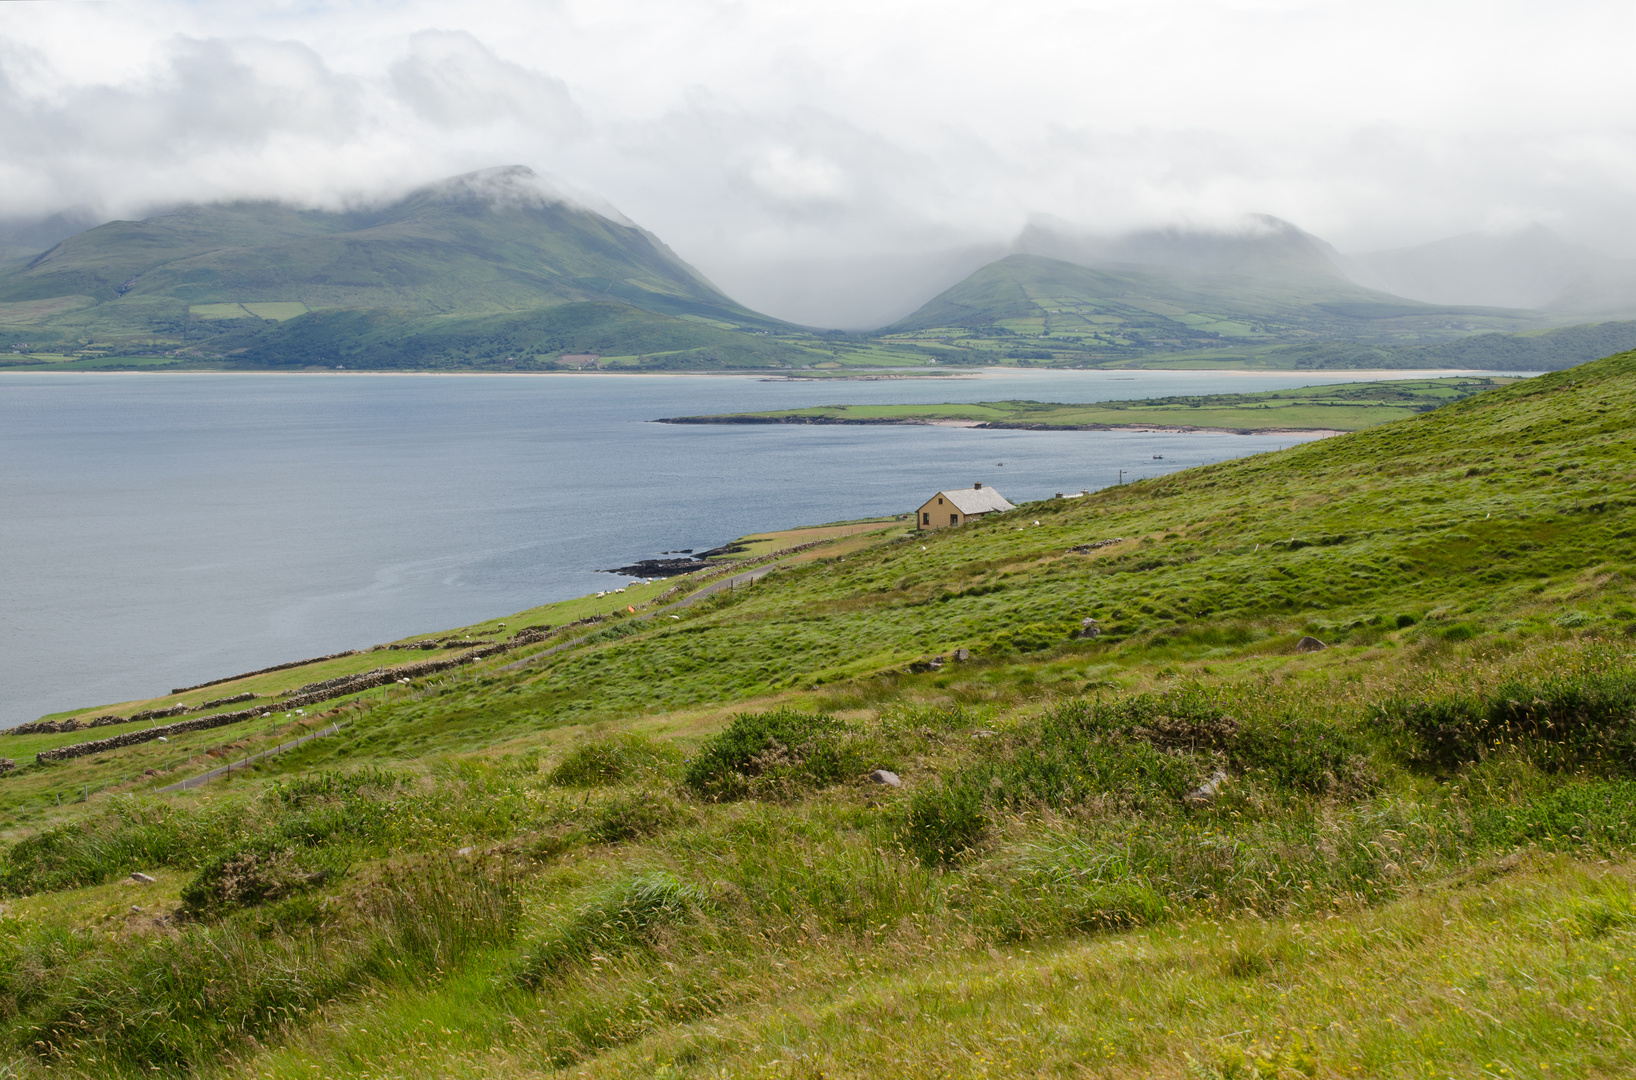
[0,368,1522,724]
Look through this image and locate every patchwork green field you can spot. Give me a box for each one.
[2,352,1636,1078]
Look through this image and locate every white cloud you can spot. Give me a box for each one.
[391,29,580,133]
[0,0,1633,324]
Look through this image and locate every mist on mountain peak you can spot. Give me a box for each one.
[1013,213,1346,281]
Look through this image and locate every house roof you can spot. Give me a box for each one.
[933,486,1015,515]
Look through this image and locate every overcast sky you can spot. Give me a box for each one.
[2,0,1632,324]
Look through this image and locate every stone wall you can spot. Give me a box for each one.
[169,649,361,695]
[36,628,552,763]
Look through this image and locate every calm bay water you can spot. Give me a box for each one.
[0,368,1519,724]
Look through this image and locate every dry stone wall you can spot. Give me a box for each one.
[169,650,361,695]
[36,629,551,763]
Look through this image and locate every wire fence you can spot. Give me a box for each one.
[155,722,345,793]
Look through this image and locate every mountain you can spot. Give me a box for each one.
[879,249,1539,363]
[876,214,1636,368]
[0,166,820,368]
[0,167,762,322]
[0,209,100,264]
[1016,212,1349,282]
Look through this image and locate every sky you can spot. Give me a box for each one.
[1,0,1633,326]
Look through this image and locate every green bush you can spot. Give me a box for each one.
[180,842,348,915]
[2,857,515,1071]
[549,732,677,787]
[985,620,1075,654]
[975,873,1169,941]
[0,802,239,897]
[515,872,705,986]
[683,708,856,801]
[1386,670,1636,773]
[588,791,681,843]
[269,766,407,805]
[1469,779,1636,851]
[900,691,1374,867]
[902,782,988,865]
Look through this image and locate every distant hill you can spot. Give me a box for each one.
[0,166,821,368]
[6,180,1636,371]
[0,167,763,322]
[875,212,1636,370]
[0,209,101,264]
[1016,213,1349,282]
[879,251,1537,358]
[1267,320,1636,372]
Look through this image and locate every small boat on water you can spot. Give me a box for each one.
[1153,454,1164,459]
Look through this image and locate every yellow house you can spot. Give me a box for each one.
[917,483,1015,529]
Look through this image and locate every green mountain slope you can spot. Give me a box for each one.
[881,252,1543,360]
[210,302,813,370]
[1,354,1634,1076]
[0,167,756,321]
[0,166,829,368]
[1269,318,1636,371]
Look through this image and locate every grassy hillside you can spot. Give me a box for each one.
[1265,320,1636,372]
[879,252,1540,352]
[658,376,1513,432]
[875,253,1636,373]
[0,168,754,321]
[0,167,869,370]
[4,181,1633,372]
[1,354,1635,1078]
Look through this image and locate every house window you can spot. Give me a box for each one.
[922,512,930,524]
[950,513,959,526]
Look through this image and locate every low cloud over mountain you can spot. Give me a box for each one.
[2,2,1634,326]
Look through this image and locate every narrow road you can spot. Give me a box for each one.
[655,559,785,611]
[498,557,792,673]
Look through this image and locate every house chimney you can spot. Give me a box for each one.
[974,481,982,489]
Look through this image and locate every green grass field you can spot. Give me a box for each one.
[660,376,1515,432]
[2,352,1636,1077]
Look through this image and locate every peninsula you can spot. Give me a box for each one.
[656,375,1515,433]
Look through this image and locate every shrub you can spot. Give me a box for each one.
[901,691,1374,867]
[180,843,348,915]
[515,872,705,986]
[549,732,676,787]
[5,857,515,1071]
[1469,779,1636,851]
[0,802,238,897]
[985,620,1075,654]
[1385,670,1636,773]
[269,766,406,805]
[902,783,987,865]
[975,872,1169,941]
[683,708,856,801]
[588,791,681,843]
[1037,693,1371,796]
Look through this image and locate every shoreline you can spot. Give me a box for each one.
[0,366,1533,381]
[653,414,1348,436]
